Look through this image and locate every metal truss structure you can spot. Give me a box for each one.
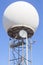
[9,38,32,65]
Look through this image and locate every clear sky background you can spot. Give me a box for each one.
[0,0,43,65]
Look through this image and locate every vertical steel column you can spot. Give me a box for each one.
[26,35,28,65]
[8,42,10,65]
[30,41,32,65]
[22,39,24,65]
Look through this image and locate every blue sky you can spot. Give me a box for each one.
[0,0,43,65]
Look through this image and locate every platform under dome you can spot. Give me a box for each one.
[3,1,39,39]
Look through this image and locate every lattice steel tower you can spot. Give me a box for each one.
[3,1,39,65]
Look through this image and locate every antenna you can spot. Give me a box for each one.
[3,1,39,65]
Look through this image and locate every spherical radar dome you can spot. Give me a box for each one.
[3,1,39,39]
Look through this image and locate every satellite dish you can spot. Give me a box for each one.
[3,1,39,39]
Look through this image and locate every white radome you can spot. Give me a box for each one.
[3,1,39,38]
